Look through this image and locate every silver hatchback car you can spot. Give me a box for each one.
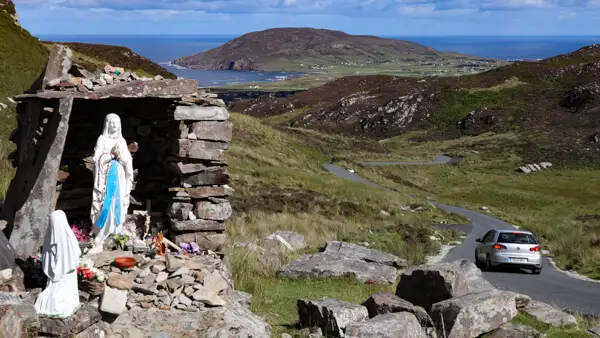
[474,229,543,274]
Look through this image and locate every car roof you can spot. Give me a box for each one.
[496,229,534,235]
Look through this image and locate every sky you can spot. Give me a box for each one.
[12,0,600,36]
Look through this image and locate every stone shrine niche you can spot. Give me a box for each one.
[55,98,178,241]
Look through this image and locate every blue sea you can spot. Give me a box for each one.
[39,35,600,87]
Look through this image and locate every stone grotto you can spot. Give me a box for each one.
[0,44,272,337]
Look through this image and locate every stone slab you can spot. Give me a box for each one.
[174,106,230,121]
[195,200,233,221]
[43,44,73,87]
[39,305,101,337]
[182,167,229,186]
[186,186,234,199]
[170,232,227,252]
[191,121,233,141]
[170,219,225,232]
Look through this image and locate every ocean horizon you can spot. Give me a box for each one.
[38,34,600,87]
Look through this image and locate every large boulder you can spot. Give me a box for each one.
[0,304,40,338]
[362,292,434,335]
[395,261,468,311]
[38,305,101,337]
[448,260,495,294]
[523,301,577,327]
[324,241,407,268]
[429,290,518,338]
[84,304,272,337]
[279,252,398,284]
[486,323,542,338]
[345,312,427,338]
[297,297,369,337]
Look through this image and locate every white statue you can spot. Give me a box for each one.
[90,113,134,249]
[35,210,82,318]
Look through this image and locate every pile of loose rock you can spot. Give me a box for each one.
[95,250,231,314]
[295,259,579,338]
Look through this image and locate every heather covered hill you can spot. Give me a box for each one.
[232,44,600,168]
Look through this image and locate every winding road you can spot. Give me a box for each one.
[324,157,600,317]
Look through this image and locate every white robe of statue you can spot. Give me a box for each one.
[35,210,82,318]
[90,113,134,247]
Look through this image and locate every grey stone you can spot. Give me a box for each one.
[523,300,577,327]
[38,305,101,337]
[264,231,307,251]
[281,333,293,338]
[151,261,166,273]
[178,294,193,306]
[487,323,543,338]
[345,312,427,338]
[169,162,206,174]
[165,254,184,273]
[171,266,189,277]
[297,297,369,337]
[171,232,227,252]
[167,203,194,220]
[0,304,40,338]
[170,219,225,232]
[4,97,73,259]
[203,271,229,294]
[188,140,228,161]
[131,284,158,295]
[82,78,94,90]
[174,105,230,121]
[192,301,205,309]
[0,292,22,305]
[430,290,518,338]
[191,120,233,141]
[43,44,72,87]
[102,304,272,336]
[325,241,407,268]
[191,286,226,306]
[449,260,495,294]
[181,167,229,186]
[504,291,531,309]
[279,252,398,284]
[395,261,469,311]
[231,290,252,309]
[184,286,195,296]
[155,271,169,283]
[183,306,199,312]
[100,286,128,315]
[363,292,434,331]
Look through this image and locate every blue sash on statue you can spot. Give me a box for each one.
[95,159,121,229]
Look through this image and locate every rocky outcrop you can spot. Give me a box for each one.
[518,162,552,173]
[279,241,403,284]
[429,289,518,338]
[297,297,369,337]
[522,300,577,327]
[345,312,427,338]
[395,261,469,311]
[363,292,435,337]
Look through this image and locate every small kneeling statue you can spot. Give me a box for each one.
[35,210,82,318]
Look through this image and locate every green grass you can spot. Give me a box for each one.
[504,312,596,338]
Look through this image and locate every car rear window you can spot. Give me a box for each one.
[497,232,538,244]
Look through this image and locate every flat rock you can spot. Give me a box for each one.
[195,200,233,221]
[100,286,128,315]
[279,252,398,284]
[0,292,22,305]
[325,241,407,268]
[155,271,169,283]
[167,202,194,220]
[203,272,229,294]
[191,286,226,306]
[170,219,225,232]
[182,167,229,186]
[264,231,306,251]
[98,303,271,337]
[106,275,133,290]
[487,323,542,338]
[345,312,427,338]
[430,290,518,338]
[174,105,230,121]
[395,261,469,311]
[84,250,132,268]
[523,300,577,327]
[449,259,495,294]
[39,305,101,337]
[297,297,368,337]
[187,186,234,199]
[0,304,40,338]
[191,120,233,141]
[363,292,434,332]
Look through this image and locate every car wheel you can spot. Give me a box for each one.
[532,268,542,275]
[474,251,482,268]
[484,255,493,271]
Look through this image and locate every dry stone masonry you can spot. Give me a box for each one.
[2,44,233,259]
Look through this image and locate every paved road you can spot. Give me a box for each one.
[324,159,600,317]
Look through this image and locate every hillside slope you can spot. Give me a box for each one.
[232,44,600,168]
[174,27,445,71]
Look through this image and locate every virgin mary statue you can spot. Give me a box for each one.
[90,113,134,248]
[35,210,81,318]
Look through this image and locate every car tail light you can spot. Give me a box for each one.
[530,246,541,252]
[492,243,506,250]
